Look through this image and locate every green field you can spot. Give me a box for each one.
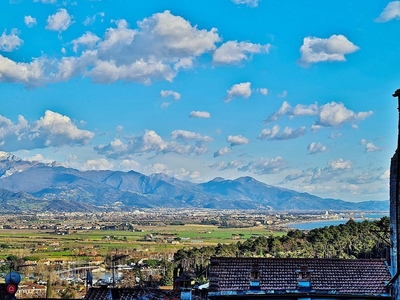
[0,225,286,260]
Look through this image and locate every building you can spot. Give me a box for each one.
[207,257,391,299]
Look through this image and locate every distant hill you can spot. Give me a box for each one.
[0,151,389,212]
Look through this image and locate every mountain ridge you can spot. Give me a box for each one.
[0,153,389,212]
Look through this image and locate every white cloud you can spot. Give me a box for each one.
[0,110,94,151]
[263,101,291,123]
[258,125,306,140]
[231,0,260,7]
[46,8,73,32]
[379,170,390,180]
[83,12,105,26]
[317,102,373,127]
[1,10,266,87]
[160,89,181,100]
[327,158,352,170]
[119,159,141,171]
[213,41,270,64]
[227,134,249,146]
[307,142,327,154]
[239,156,285,174]
[71,32,100,52]
[23,153,55,164]
[214,147,231,157]
[143,163,168,174]
[258,88,268,95]
[360,139,383,152]
[0,55,48,87]
[263,101,372,128]
[171,130,213,142]
[86,11,221,84]
[24,16,37,28]
[95,129,211,158]
[82,158,114,171]
[189,111,211,119]
[375,1,400,22]
[292,103,319,116]
[225,82,251,102]
[0,29,23,52]
[211,160,243,171]
[299,34,359,64]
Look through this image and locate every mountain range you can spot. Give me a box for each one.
[0,151,388,212]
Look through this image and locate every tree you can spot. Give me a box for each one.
[46,280,53,298]
[160,261,174,286]
[59,286,76,299]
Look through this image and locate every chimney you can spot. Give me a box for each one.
[249,264,261,290]
[296,265,312,292]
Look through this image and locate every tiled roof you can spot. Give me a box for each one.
[209,257,391,295]
[84,287,175,300]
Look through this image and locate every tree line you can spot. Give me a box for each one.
[173,217,390,278]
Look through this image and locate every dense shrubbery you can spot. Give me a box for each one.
[174,217,390,273]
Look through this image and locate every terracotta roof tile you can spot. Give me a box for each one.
[209,257,391,295]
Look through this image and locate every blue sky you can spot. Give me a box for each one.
[0,0,399,202]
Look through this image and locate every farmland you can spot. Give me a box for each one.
[0,224,285,261]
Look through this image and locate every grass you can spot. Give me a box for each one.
[0,225,286,260]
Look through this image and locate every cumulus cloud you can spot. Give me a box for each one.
[0,55,50,87]
[239,156,285,174]
[225,82,251,102]
[189,111,211,118]
[316,102,373,127]
[227,135,249,146]
[46,9,73,32]
[211,160,243,171]
[24,16,37,27]
[160,89,181,100]
[231,0,260,7]
[307,142,327,154]
[327,158,352,170]
[375,1,400,22]
[82,158,114,171]
[171,130,213,142]
[0,110,94,152]
[360,139,383,152]
[95,129,211,159]
[213,41,270,64]
[71,32,100,52]
[258,125,306,140]
[119,159,141,171]
[263,101,291,123]
[160,89,181,107]
[214,147,231,157]
[299,34,359,65]
[0,29,23,52]
[1,10,268,88]
[292,103,319,116]
[263,101,372,128]
[257,88,268,95]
